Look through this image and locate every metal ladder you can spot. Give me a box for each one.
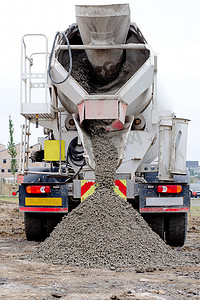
[19,119,31,175]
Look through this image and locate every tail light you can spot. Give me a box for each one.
[26,185,51,194]
[157,185,182,194]
[192,191,197,196]
[12,190,19,196]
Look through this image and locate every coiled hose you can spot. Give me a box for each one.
[48,31,72,84]
[67,137,86,167]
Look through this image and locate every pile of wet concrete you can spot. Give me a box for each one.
[29,130,191,270]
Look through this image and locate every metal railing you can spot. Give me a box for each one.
[20,34,50,115]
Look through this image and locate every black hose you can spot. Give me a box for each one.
[48,31,72,84]
[49,164,84,185]
[67,137,86,167]
[63,165,84,183]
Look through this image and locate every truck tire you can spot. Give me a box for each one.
[46,214,63,236]
[165,213,187,247]
[24,213,47,242]
[143,214,164,240]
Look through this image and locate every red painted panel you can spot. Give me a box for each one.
[81,181,95,195]
[85,99,118,119]
[140,207,189,212]
[115,180,127,196]
[17,175,24,183]
[19,207,68,212]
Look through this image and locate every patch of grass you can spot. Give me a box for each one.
[190,206,200,217]
[0,196,18,203]
[190,199,200,217]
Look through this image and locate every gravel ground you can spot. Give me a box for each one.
[0,200,199,299]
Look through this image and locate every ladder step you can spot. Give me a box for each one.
[20,119,31,175]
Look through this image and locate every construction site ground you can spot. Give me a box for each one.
[0,197,199,300]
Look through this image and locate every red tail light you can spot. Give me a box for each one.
[26,186,51,194]
[157,185,182,194]
[193,191,197,196]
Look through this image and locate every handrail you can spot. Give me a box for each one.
[20,34,49,110]
[57,43,148,50]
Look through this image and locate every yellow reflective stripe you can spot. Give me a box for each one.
[25,198,62,206]
[81,184,96,202]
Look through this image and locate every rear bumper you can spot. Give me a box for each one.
[19,184,68,213]
[139,183,190,213]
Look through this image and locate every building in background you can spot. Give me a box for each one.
[0,143,46,182]
[0,144,5,152]
[186,161,199,169]
[186,160,200,180]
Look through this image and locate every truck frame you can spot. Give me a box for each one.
[18,5,190,247]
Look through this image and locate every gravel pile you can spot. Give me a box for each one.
[29,127,191,270]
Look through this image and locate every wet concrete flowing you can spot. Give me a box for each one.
[29,127,192,270]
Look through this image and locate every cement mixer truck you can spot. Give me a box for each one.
[18,4,190,246]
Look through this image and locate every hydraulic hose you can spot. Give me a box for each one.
[67,137,86,167]
[48,31,72,84]
[63,165,84,183]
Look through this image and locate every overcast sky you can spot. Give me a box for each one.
[0,0,200,161]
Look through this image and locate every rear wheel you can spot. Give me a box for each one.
[165,213,187,247]
[24,213,47,242]
[46,214,63,236]
[143,213,164,240]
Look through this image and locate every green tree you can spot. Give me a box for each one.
[7,115,17,182]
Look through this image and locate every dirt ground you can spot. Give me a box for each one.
[0,200,199,300]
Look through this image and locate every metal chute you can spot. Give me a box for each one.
[73,114,134,170]
[75,4,130,83]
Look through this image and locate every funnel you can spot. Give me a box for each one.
[75,4,130,83]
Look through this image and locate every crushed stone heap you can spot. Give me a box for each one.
[29,127,192,270]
